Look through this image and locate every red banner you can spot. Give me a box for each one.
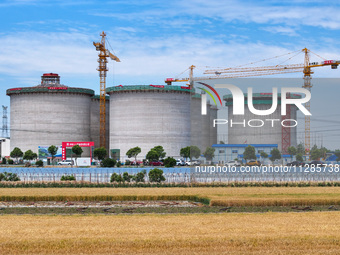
[61,141,94,161]
[48,87,68,90]
[150,85,164,88]
[10,88,22,91]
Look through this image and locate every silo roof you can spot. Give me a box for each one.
[106,85,193,93]
[6,86,94,96]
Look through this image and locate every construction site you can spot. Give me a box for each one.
[3,32,340,163]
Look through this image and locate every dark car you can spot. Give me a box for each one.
[150,161,164,166]
[304,160,327,167]
[287,161,304,166]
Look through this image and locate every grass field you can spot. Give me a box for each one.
[0,213,339,254]
[1,187,340,206]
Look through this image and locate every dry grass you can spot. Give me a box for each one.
[1,187,340,206]
[0,212,339,254]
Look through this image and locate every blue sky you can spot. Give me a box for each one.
[1,0,340,149]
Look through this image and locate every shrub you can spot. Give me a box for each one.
[164,157,176,167]
[149,168,166,183]
[8,159,14,165]
[35,160,43,167]
[123,172,132,182]
[60,175,76,181]
[135,170,146,182]
[110,173,123,183]
[116,161,122,167]
[125,160,131,166]
[2,157,6,164]
[101,158,116,167]
[0,172,20,181]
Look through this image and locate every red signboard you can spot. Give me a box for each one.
[61,141,95,161]
[150,85,164,88]
[181,86,190,89]
[10,88,22,91]
[48,87,68,90]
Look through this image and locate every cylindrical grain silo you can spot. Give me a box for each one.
[107,85,193,160]
[190,94,218,153]
[7,73,94,154]
[224,93,300,153]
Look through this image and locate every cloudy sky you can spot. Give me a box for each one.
[0,0,340,149]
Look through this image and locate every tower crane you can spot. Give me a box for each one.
[165,48,340,158]
[93,31,120,148]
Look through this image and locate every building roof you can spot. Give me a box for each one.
[213,144,278,148]
[6,86,94,96]
[106,85,193,93]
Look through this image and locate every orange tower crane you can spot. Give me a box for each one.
[93,31,120,148]
[165,48,339,158]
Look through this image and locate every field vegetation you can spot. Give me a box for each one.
[0,187,340,206]
[0,213,339,254]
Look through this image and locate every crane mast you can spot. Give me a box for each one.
[93,31,120,148]
[165,48,339,158]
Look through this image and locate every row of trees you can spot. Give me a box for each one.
[243,145,282,162]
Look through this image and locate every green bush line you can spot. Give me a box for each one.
[0,195,210,203]
[0,181,340,188]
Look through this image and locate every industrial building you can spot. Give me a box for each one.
[106,85,218,161]
[224,93,300,154]
[7,73,97,155]
[0,138,10,157]
[7,75,218,160]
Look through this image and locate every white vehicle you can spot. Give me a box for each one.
[225,160,241,167]
[176,159,185,166]
[58,160,74,165]
[185,160,200,166]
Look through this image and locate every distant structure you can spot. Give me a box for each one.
[2,105,8,138]
[224,93,300,153]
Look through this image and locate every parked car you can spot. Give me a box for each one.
[191,160,201,166]
[131,160,143,166]
[246,160,261,166]
[304,160,327,167]
[225,160,241,167]
[58,160,74,166]
[176,159,185,166]
[149,161,164,166]
[286,161,304,166]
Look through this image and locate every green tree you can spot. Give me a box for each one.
[180,146,190,159]
[319,146,329,160]
[297,143,305,155]
[123,172,132,182]
[72,145,83,166]
[287,146,297,159]
[335,150,340,161]
[35,160,43,167]
[152,146,166,159]
[23,150,35,161]
[260,151,268,159]
[101,158,116,167]
[164,157,176,167]
[146,149,159,162]
[203,147,215,161]
[135,170,146,182]
[94,147,107,161]
[243,145,256,161]
[310,145,321,160]
[296,153,303,162]
[270,148,281,162]
[148,168,165,183]
[190,146,201,159]
[48,145,58,165]
[126,146,141,164]
[10,147,23,164]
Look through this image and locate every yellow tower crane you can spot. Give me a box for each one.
[165,48,340,158]
[93,31,120,148]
